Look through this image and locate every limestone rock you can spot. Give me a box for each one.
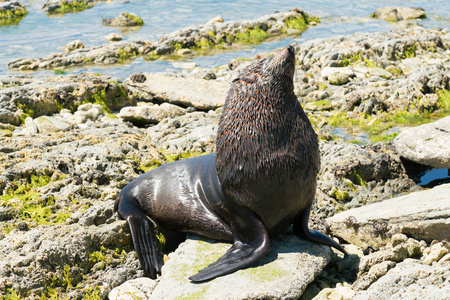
[393,116,450,168]
[148,234,331,299]
[368,67,392,79]
[353,260,450,299]
[106,33,123,42]
[147,111,219,155]
[62,40,85,53]
[0,1,27,23]
[24,117,38,135]
[328,184,450,248]
[119,103,186,125]
[34,116,71,133]
[328,73,350,85]
[371,7,426,22]
[103,13,144,27]
[125,73,229,110]
[42,0,101,14]
[109,278,157,300]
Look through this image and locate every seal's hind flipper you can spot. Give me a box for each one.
[115,196,163,278]
[293,203,348,255]
[189,209,270,282]
[127,213,164,278]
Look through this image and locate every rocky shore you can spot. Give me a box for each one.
[6,8,318,71]
[1,8,450,300]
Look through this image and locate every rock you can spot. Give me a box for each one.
[62,40,85,53]
[147,111,219,155]
[34,116,71,133]
[0,74,136,126]
[353,260,396,290]
[393,116,450,168]
[321,67,354,79]
[177,48,192,56]
[125,73,229,110]
[0,1,27,22]
[316,141,415,218]
[148,234,331,299]
[106,33,123,42]
[371,7,426,22]
[328,73,350,85]
[42,0,101,14]
[109,277,157,300]
[205,15,224,25]
[24,117,38,135]
[328,184,450,248]
[368,67,392,79]
[422,241,450,265]
[353,260,450,299]
[119,103,186,125]
[304,101,332,111]
[129,73,146,83]
[103,13,144,27]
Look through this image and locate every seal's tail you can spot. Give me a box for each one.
[294,203,348,255]
[115,194,163,279]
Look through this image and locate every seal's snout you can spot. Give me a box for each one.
[287,45,295,55]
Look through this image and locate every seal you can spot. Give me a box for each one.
[114,45,347,282]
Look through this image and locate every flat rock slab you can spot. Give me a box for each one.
[111,234,331,300]
[393,116,450,169]
[125,73,229,110]
[328,184,450,248]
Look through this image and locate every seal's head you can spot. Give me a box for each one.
[262,45,296,81]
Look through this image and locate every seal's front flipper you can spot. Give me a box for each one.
[189,209,270,282]
[293,203,348,255]
[115,196,163,279]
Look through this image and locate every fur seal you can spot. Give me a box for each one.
[114,45,347,282]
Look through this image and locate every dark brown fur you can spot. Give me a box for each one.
[215,45,320,236]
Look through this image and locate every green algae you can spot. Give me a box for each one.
[125,13,144,26]
[1,129,12,137]
[242,263,286,281]
[175,287,208,300]
[0,175,72,226]
[4,289,24,300]
[325,107,449,142]
[48,1,94,15]
[0,6,27,19]
[82,89,110,113]
[331,189,350,202]
[234,27,269,43]
[349,170,367,187]
[437,89,450,112]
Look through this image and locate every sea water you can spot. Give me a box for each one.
[1,0,450,79]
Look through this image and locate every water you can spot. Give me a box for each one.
[1,0,450,79]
